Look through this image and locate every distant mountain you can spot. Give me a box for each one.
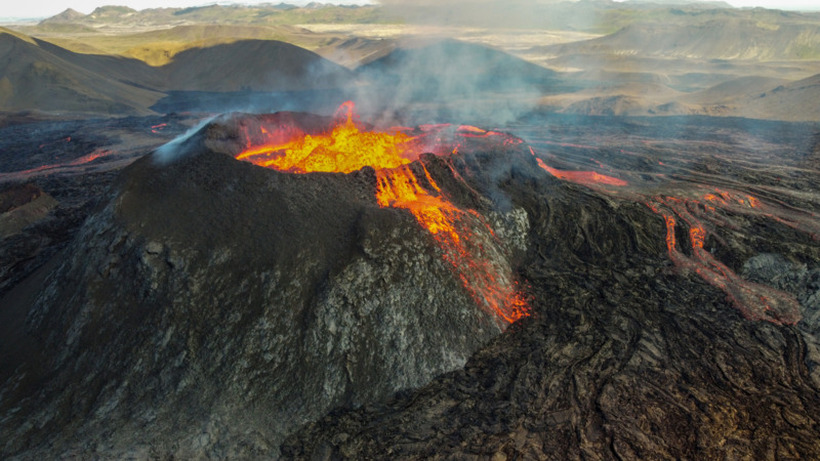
[622,0,732,7]
[680,76,789,105]
[538,72,820,121]
[38,8,85,24]
[31,1,820,34]
[316,36,397,68]
[118,24,324,66]
[737,73,820,121]
[541,19,820,60]
[35,3,383,28]
[355,39,564,121]
[88,6,138,20]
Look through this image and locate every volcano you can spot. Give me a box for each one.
[1,105,819,459]
[0,104,536,458]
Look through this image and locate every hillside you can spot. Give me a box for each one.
[736,73,820,121]
[353,39,565,121]
[679,76,789,105]
[0,30,162,115]
[358,40,559,97]
[120,24,327,66]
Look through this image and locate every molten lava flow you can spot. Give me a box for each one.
[237,102,416,174]
[376,165,529,323]
[535,157,628,187]
[530,138,800,325]
[647,198,801,325]
[235,102,529,324]
[0,148,116,182]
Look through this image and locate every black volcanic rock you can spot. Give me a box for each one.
[284,293,820,459]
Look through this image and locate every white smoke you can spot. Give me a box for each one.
[152,116,217,165]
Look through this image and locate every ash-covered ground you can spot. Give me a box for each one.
[1,110,819,459]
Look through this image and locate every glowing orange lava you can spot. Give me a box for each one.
[535,156,628,187]
[0,148,116,182]
[647,197,801,325]
[235,102,529,324]
[237,102,417,173]
[530,136,800,325]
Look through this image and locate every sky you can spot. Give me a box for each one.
[2,0,819,20]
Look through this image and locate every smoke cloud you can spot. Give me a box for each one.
[348,38,562,126]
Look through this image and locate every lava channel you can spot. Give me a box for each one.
[646,195,802,325]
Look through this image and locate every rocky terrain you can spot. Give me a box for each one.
[1,1,819,459]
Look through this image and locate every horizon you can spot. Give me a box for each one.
[2,0,820,21]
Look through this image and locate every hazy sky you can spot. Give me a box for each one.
[2,0,819,19]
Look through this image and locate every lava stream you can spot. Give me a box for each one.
[534,155,628,187]
[0,148,116,182]
[236,102,529,324]
[647,198,801,325]
[529,142,802,325]
[376,165,528,323]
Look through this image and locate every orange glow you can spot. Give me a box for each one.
[376,164,528,323]
[690,226,706,249]
[647,196,801,325]
[0,148,116,182]
[237,102,416,174]
[376,165,461,242]
[664,214,677,252]
[536,158,628,187]
[235,102,529,324]
[458,125,486,134]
